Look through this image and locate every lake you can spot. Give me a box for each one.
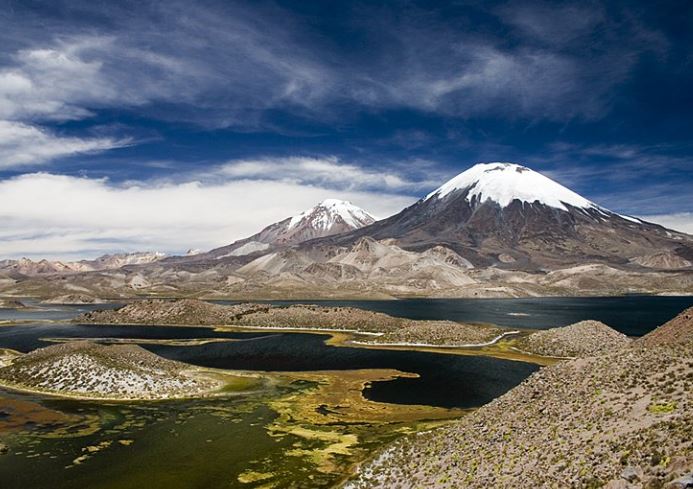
[0,323,537,409]
[219,295,693,335]
[1,295,690,488]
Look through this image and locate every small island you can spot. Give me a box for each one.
[0,341,260,400]
[77,299,516,347]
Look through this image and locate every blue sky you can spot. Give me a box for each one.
[0,0,691,259]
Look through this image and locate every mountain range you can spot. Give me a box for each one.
[0,252,167,277]
[1,163,691,299]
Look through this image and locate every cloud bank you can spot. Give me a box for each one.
[0,171,416,260]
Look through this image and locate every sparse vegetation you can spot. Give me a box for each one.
[345,311,693,488]
[0,341,243,400]
[514,320,631,358]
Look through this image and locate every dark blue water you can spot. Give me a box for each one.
[219,296,693,336]
[145,334,537,408]
[4,296,690,335]
[0,323,536,409]
[0,323,269,353]
[1,295,689,408]
[0,300,121,322]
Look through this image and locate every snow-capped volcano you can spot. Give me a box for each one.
[287,199,375,233]
[254,198,375,246]
[425,162,597,211]
[307,162,693,270]
[198,199,376,259]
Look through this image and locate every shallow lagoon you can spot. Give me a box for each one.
[0,306,538,488]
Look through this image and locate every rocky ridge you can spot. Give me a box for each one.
[0,252,166,277]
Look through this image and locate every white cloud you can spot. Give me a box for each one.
[216,156,427,191]
[0,38,136,168]
[639,213,693,235]
[0,173,416,260]
[0,121,128,168]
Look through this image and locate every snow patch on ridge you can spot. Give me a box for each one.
[425,162,598,211]
[220,241,270,258]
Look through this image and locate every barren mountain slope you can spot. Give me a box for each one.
[346,310,693,488]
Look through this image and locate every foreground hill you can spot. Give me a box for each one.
[0,341,223,400]
[515,320,631,358]
[346,311,693,488]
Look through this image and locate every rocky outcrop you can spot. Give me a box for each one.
[515,320,631,358]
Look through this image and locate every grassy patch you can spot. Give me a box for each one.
[647,401,677,414]
[238,470,274,484]
[217,375,263,393]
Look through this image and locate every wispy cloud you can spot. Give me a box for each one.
[533,142,692,215]
[497,2,607,45]
[0,121,129,169]
[214,156,439,192]
[0,0,668,132]
[640,212,693,235]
